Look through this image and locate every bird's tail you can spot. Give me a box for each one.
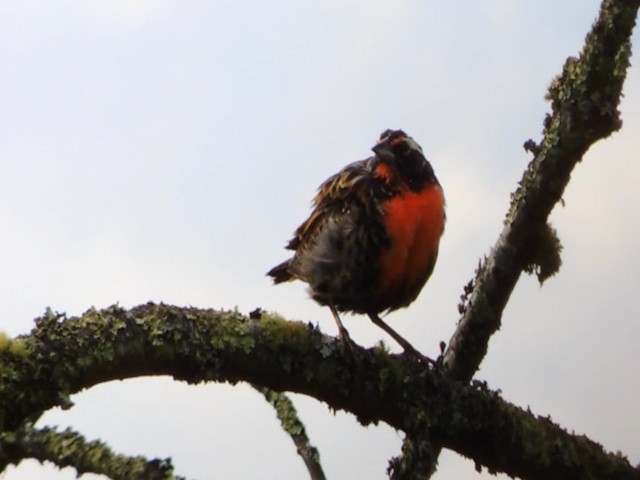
[266,259,294,284]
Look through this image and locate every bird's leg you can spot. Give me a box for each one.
[329,305,355,349]
[367,312,434,364]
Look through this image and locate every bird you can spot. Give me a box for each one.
[267,129,445,357]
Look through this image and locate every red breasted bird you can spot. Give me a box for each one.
[267,129,445,356]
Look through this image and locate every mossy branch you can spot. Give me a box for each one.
[388,431,437,480]
[443,0,640,382]
[0,303,638,480]
[0,422,185,480]
[254,386,326,480]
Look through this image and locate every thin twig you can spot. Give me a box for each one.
[254,386,327,480]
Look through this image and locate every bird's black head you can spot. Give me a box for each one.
[371,129,435,189]
[372,129,423,161]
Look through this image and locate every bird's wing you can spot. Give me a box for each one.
[285,158,376,251]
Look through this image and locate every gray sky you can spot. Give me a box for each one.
[1,1,639,478]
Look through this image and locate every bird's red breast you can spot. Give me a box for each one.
[373,164,445,311]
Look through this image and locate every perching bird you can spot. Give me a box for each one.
[267,129,445,356]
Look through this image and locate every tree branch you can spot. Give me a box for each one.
[442,0,640,382]
[0,303,637,480]
[0,422,185,480]
[254,386,326,480]
[388,431,436,480]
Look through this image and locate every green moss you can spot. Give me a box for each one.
[209,310,255,353]
[7,339,27,357]
[0,334,28,360]
[372,344,405,393]
[0,424,183,479]
[0,332,11,352]
[522,222,563,284]
[258,312,314,353]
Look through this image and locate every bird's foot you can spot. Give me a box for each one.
[402,345,436,366]
[338,326,355,352]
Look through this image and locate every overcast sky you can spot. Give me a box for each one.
[1,1,639,479]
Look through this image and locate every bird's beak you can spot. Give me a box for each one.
[372,139,394,161]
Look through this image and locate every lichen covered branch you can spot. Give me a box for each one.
[443,0,640,382]
[0,303,637,480]
[255,386,326,480]
[0,423,185,480]
[388,431,437,480]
